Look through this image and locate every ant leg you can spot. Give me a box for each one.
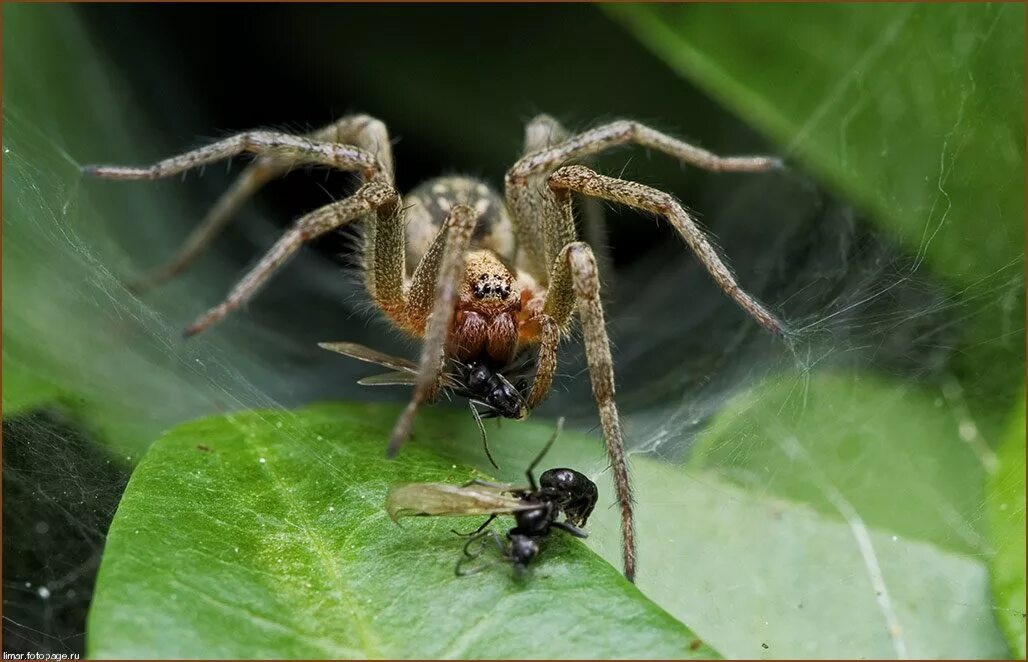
[455,531,505,577]
[451,514,497,538]
[460,478,510,489]
[524,417,565,491]
[468,401,500,470]
[551,520,589,539]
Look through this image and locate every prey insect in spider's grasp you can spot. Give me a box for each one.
[386,418,598,577]
[319,341,531,469]
[83,113,787,582]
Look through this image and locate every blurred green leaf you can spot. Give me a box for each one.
[690,370,989,556]
[88,403,712,659]
[3,4,214,456]
[986,393,1027,658]
[592,457,1008,659]
[607,3,1025,286]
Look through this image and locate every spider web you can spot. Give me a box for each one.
[3,4,1024,659]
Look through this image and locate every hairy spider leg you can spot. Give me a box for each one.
[129,116,395,291]
[503,120,786,582]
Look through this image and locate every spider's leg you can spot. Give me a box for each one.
[183,182,398,337]
[514,119,781,181]
[130,116,396,291]
[387,204,479,458]
[82,131,382,183]
[540,240,637,582]
[524,313,559,410]
[523,114,611,278]
[399,203,470,334]
[129,160,279,292]
[505,118,781,277]
[550,165,784,336]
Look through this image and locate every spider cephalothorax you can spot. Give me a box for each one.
[84,113,785,581]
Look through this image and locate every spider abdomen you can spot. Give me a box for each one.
[403,176,515,269]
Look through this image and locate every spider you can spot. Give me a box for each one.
[84,113,785,581]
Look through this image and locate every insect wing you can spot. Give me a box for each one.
[357,371,418,387]
[320,341,461,390]
[386,482,528,522]
[318,341,419,373]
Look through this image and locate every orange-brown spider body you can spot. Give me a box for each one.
[451,249,521,365]
[404,177,544,367]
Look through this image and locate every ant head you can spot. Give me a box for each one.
[463,361,528,420]
[540,468,599,528]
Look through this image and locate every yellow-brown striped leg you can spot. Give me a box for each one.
[543,240,636,582]
[83,131,381,182]
[130,160,278,292]
[387,204,479,457]
[128,115,396,292]
[549,165,785,336]
[523,114,611,277]
[183,181,398,336]
[505,119,782,278]
[525,313,559,409]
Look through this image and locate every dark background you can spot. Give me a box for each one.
[76,3,779,270]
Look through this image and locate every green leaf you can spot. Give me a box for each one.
[88,403,713,659]
[606,3,1025,287]
[91,402,1009,659]
[986,392,1027,658]
[690,370,989,556]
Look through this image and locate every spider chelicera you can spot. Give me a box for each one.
[83,113,785,581]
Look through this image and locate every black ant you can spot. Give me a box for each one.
[385,418,598,577]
